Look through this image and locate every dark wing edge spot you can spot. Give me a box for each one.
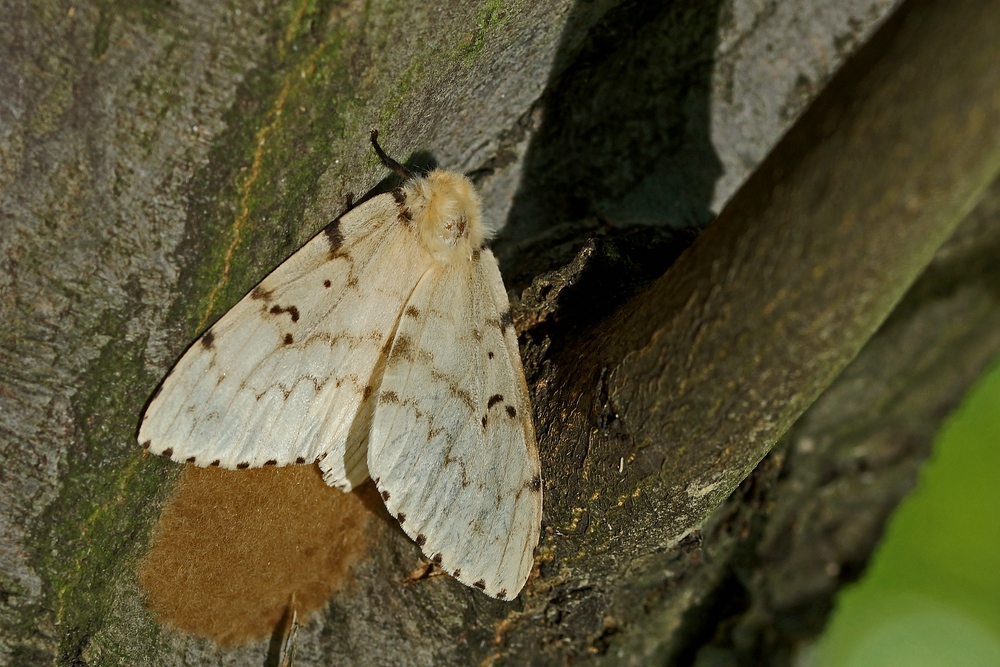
[251,286,273,301]
[324,218,344,251]
[500,308,513,331]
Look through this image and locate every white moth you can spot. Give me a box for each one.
[139,132,541,600]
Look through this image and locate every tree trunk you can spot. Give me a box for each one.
[2,0,999,665]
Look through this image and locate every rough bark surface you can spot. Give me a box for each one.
[2,0,998,665]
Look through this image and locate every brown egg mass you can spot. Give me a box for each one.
[139,464,373,645]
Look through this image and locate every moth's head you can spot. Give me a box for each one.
[405,169,487,263]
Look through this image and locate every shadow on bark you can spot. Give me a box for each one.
[497,0,724,290]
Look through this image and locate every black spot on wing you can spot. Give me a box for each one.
[162,448,173,458]
[269,304,300,322]
[453,568,461,578]
[415,534,426,547]
[390,335,415,363]
[390,188,412,223]
[237,462,250,469]
[405,305,420,318]
[265,459,277,466]
[141,440,151,450]
[210,460,220,467]
[473,579,486,590]
[296,457,305,464]
[487,394,504,409]
[186,456,196,463]
[487,351,494,359]
[323,218,343,251]
[431,553,442,564]
[497,589,507,600]
[251,286,273,301]
[200,329,214,349]
[381,490,390,501]
[500,307,513,332]
[485,309,513,332]
[397,512,406,525]
[323,279,331,288]
[506,405,517,418]
[283,333,294,345]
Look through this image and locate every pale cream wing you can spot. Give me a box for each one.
[368,248,541,599]
[139,193,431,491]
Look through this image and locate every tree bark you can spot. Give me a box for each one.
[2,0,999,665]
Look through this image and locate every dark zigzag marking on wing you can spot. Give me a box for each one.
[156,306,276,453]
[466,270,530,590]
[244,325,316,464]
[376,360,479,571]
[422,271,501,586]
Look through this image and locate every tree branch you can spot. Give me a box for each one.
[554,0,1000,552]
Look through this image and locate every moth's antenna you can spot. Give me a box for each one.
[370,130,414,181]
